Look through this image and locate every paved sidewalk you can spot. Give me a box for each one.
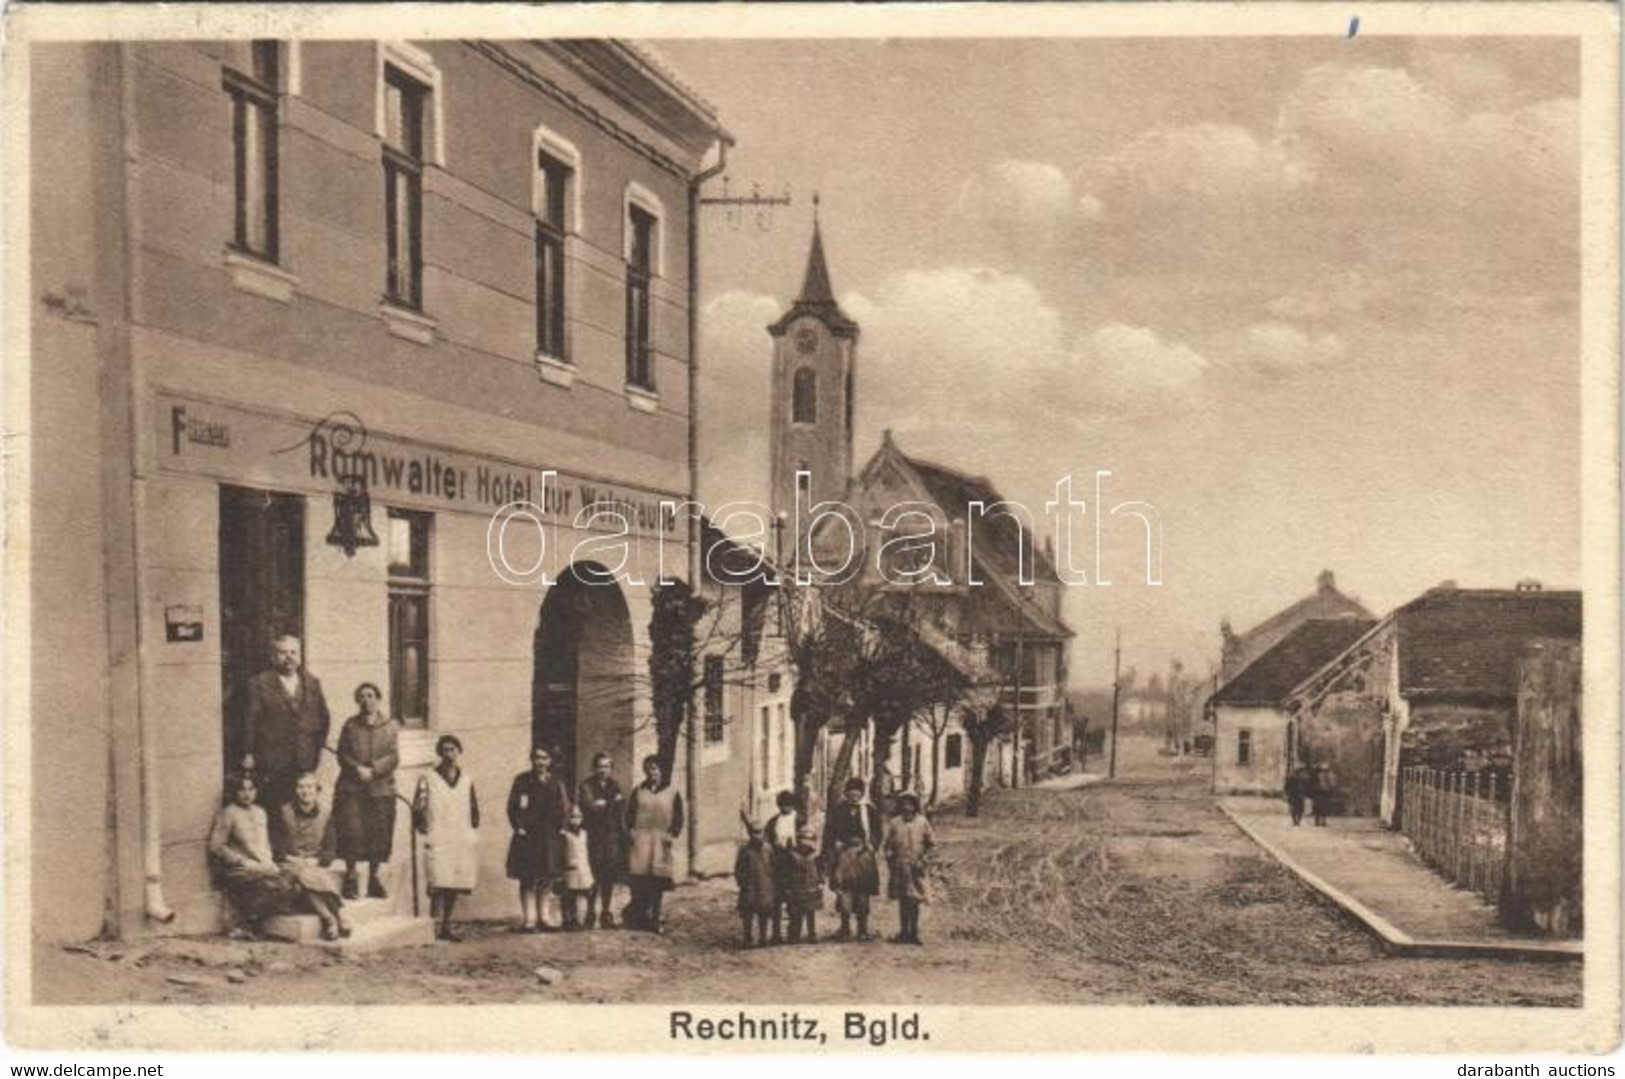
[1218,797,1581,960]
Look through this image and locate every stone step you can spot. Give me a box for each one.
[261,895,432,952]
[260,911,435,953]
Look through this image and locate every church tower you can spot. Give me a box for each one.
[768,205,859,548]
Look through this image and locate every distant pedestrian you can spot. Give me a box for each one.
[884,791,934,945]
[558,805,595,931]
[1284,765,1311,827]
[784,825,824,944]
[1309,763,1338,826]
[624,755,684,933]
[414,734,480,942]
[733,816,778,948]
[822,776,882,942]
[576,751,626,929]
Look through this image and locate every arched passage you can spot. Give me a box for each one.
[532,562,636,790]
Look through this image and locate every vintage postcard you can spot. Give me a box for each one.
[3,1,1619,1056]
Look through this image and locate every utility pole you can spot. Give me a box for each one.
[1011,635,1023,789]
[1108,627,1122,780]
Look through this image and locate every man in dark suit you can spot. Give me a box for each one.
[242,634,331,816]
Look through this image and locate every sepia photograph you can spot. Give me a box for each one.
[3,2,1618,1056]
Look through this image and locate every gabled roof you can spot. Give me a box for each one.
[857,433,1072,639]
[1393,588,1581,698]
[1213,619,1376,706]
[1222,570,1373,680]
[769,218,858,338]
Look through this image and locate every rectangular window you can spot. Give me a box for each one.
[775,701,788,788]
[387,509,431,727]
[758,704,772,790]
[945,732,963,770]
[704,655,726,745]
[535,152,571,360]
[383,65,427,309]
[224,41,280,261]
[1237,728,1252,766]
[625,204,656,390]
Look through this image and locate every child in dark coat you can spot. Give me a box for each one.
[785,825,824,944]
[733,817,778,948]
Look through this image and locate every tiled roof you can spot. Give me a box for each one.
[1214,619,1377,705]
[1395,588,1582,698]
[1233,584,1373,659]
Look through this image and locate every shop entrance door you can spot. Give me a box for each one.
[219,485,305,782]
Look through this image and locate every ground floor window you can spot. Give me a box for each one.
[1237,728,1252,766]
[945,732,963,770]
[387,509,432,727]
[703,655,725,745]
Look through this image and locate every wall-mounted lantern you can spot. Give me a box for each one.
[325,472,380,557]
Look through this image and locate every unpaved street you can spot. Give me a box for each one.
[38,738,1580,1007]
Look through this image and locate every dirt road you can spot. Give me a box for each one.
[37,737,1580,1007]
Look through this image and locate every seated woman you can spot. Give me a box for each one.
[207,773,345,940]
[276,772,351,939]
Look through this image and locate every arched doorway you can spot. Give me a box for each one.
[532,562,636,791]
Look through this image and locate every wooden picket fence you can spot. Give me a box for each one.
[1398,766,1509,906]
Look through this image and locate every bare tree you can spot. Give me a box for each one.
[854,611,968,798]
[914,701,956,808]
[962,701,1011,818]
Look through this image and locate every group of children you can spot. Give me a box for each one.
[733,778,936,948]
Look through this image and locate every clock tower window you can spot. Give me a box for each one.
[793,367,818,424]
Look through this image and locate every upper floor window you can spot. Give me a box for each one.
[382,64,429,309]
[625,203,657,391]
[224,41,280,262]
[535,147,573,361]
[792,367,818,424]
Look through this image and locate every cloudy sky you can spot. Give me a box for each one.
[652,35,1582,686]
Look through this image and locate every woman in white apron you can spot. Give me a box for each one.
[623,755,684,933]
[415,734,480,942]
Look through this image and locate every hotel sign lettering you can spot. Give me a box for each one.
[157,393,680,536]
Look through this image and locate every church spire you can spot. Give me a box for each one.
[769,196,858,339]
[798,216,837,306]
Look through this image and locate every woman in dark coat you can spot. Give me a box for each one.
[332,682,400,900]
[576,750,626,928]
[506,746,571,931]
[822,776,883,941]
